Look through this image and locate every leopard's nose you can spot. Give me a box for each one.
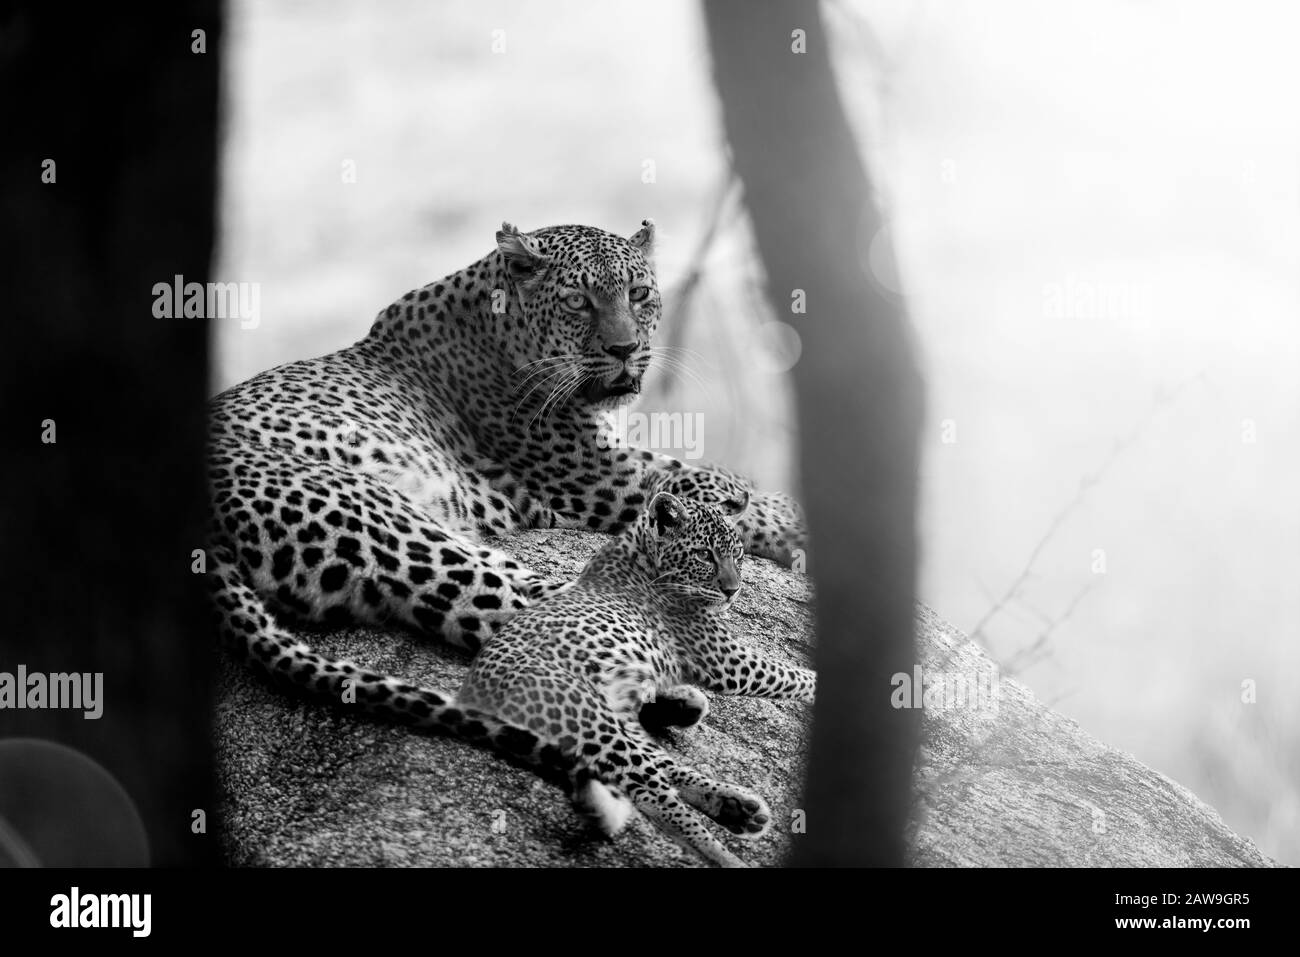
[603,341,638,360]
[721,585,740,600]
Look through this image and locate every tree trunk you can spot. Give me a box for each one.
[703,0,925,866]
[0,3,222,866]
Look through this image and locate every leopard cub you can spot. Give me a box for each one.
[239,473,816,867]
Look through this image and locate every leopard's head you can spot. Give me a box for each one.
[495,220,660,410]
[642,477,748,609]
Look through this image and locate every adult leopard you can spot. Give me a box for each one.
[206,220,806,659]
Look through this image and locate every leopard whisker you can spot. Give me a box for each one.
[525,372,574,431]
[528,367,588,432]
[648,345,712,367]
[511,355,583,394]
[646,346,707,373]
[647,353,713,399]
[548,369,590,420]
[511,361,582,422]
[515,352,583,373]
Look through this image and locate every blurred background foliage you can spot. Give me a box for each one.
[216,0,1299,863]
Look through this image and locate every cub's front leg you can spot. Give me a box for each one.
[688,627,816,703]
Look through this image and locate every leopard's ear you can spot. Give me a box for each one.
[649,490,688,535]
[629,218,655,260]
[722,488,750,519]
[497,222,548,283]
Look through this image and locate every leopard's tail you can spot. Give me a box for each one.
[207,552,577,777]
[208,556,752,865]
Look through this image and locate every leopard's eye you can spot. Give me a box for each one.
[629,286,651,303]
[562,292,590,311]
[694,548,712,564]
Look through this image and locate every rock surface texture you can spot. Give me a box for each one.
[215,529,1273,867]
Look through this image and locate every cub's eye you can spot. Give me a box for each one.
[694,548,712,564]
[562,293,590,311]
[629,286,651,303]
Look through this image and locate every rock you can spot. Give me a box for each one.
[214,529,1274,867]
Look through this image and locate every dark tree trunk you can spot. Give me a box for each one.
[0,3,222,866]
[703,0,925,866]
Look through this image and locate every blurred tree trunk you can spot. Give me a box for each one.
[0,4,222,865]
[703,0,924,865]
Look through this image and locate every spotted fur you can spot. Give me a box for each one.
[215,471,815,867]
[207,220,806,667]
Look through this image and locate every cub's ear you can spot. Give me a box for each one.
[722,489,750,518]
[496,222,548,283]
[649,491,688,535]
[629,218,655,260]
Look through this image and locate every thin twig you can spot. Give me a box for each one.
[968,371,1206,649]
[1002,578,1101,677]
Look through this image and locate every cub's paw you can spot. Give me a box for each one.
[677,779,771,838]
[713,787,772,839]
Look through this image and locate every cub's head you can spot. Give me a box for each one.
[496,220,660,409]
[642,471,749,609]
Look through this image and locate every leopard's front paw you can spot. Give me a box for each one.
[711,786,772,839]
[676,778,771,838]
